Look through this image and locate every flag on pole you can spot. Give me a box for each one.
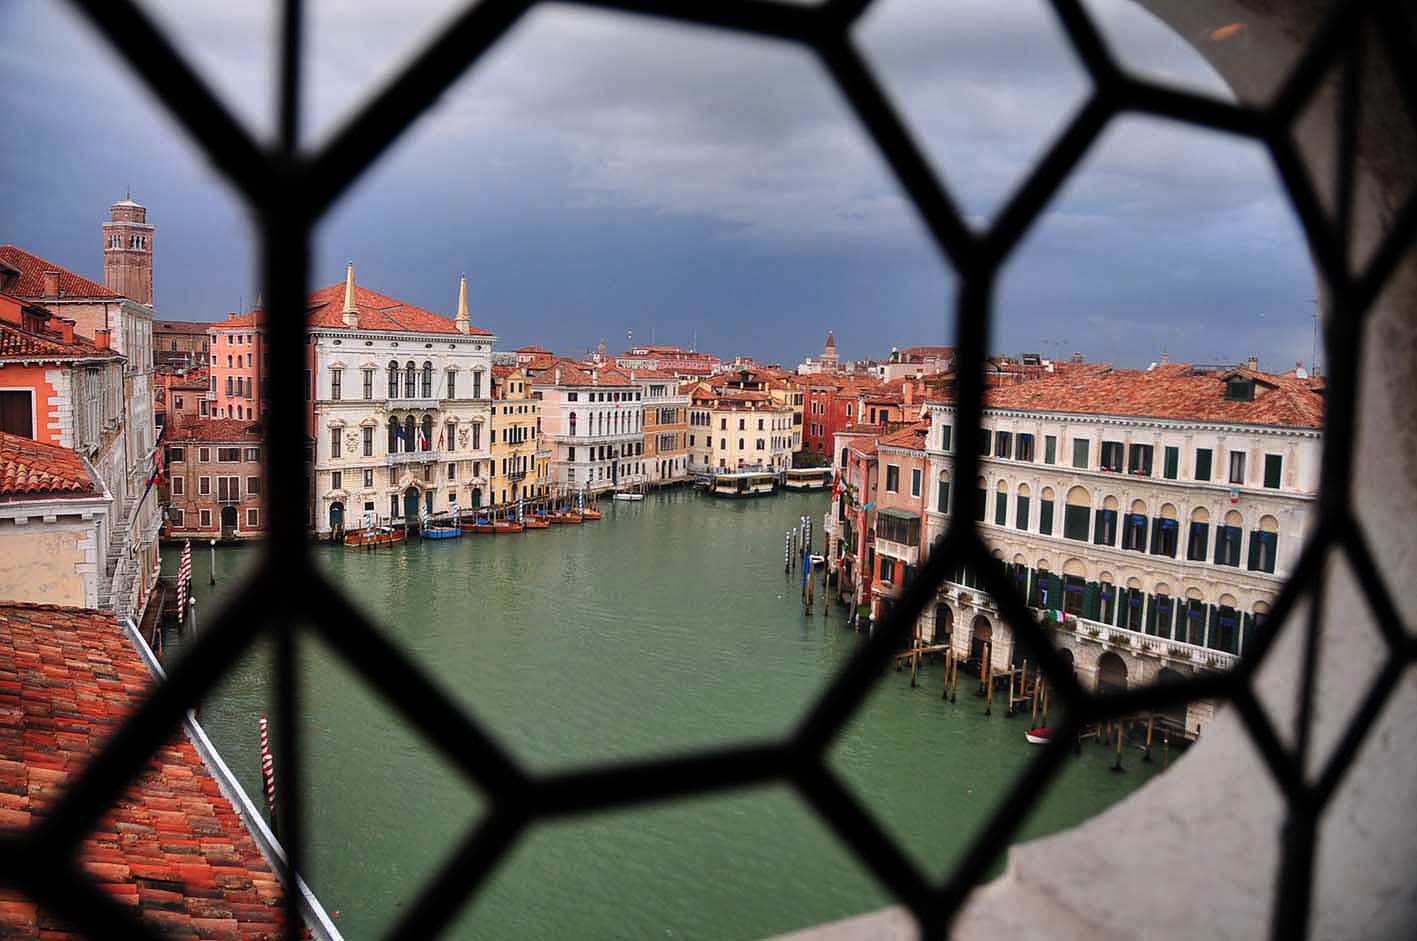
[176,539,192,623]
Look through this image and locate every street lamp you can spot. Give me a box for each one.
[209,538,216,585]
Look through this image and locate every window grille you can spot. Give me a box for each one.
[4,3,1414,941]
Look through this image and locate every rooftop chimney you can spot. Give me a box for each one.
[95,328,111,350]
[1246,354,1258,371]
[1160,349,1170,365]
[58,319,75,344]
[341,262,359,328]
[42,270,60,298]
[454,274,471,335]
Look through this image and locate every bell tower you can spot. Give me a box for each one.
[103,193,154,305]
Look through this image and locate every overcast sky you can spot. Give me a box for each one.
[0,0,1316,369]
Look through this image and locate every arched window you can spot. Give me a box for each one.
[1038,486,1055,535]
[1122,498,1148,551]
[1154,503,1180,557]
[1183,590,1207,646]
[1062,558,1087,616]
[421,361,433,398]
[1213,594,1240,653]
[404,415,416,451]
[1094,495,1119,546]
[388,361,399,398]
[1150,582,1173,638]
[387,417,399,453]
[421,414,434,451]
[936,471,951,514]
[1015,482,1030,530]
[404,361,417,399]
[1216,509,1244,566]
[994,479,1009,526]
[1121,577,1145,630]
[569,411,577,435]
[1098,572,1116,624]
[1063,486,1091,541]
[1188,506,1210,560]
[1249,514,1279,573]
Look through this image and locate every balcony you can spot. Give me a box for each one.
[507,469,527,482]
[1070,616,1240,671]
[389,449,441,465]
[387,397,441,411]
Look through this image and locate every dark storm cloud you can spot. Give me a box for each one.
[0,0,1314,369]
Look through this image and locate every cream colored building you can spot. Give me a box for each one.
[312,268,496,532]
[687,385,795,473]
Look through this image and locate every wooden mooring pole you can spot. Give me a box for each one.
[1143,713,1155,762]
[910,639,920,688]
[983,641,994,717]
[1112,722,1125,773]
[942,648,951,700]
[1162,732,1170,770]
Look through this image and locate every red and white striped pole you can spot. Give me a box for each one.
[259,714,278,837]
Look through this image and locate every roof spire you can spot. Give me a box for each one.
[455,273,471,335]
[342,262,358,327]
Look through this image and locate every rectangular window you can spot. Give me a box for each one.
[331,470,342,491]
[331,369,342,401]
[217,477,239,501]
[167,446,186,463]
[885,465,900,492]
[1015,433,1034,462]
[1153,518,1178,557]
[200,509,212,528]
[979,429,992,456]
[1039,499,1054,536]
[995,431,1012,460]
[994,491,1007,526]
[1044,435,1056,465]
[246,508,259,527]
[1127,443,1153,476]
[172,476,185,496]
[330,428,341,459]
[363,469,374,488]
[198,476,211,495]
[1100,440,1124,472]
[1249,530,1278,573]
[936,479,950,514]
[1121,513,1148,551]
[198,447,210,463]
[1264,454,1282,489]
[363,369,374,399]
[910,468,921,497]
[471,424,481,450]
[1072,438,1089,469]
[1164,446,1180,480]
[363,426,374,457]
[1229,450,1247,485]
[171,508,185,527]
[1195,448,1213,481]
[446,371,456,399]
[244,447,259,462]
[247,476,260,495]
[1016,495,1030,530]
[1063,504,1090,541]
[879,557,895,585]
[939,424,952,452]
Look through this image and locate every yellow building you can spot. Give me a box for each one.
[489,366,546,506]
[686,385,795,473]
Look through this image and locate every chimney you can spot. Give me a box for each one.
[1160,349,1170,365]
[1246,354,1258,371]
[341,262,359,328]
[42,270,60,298]
[58,319,75,344]
[95,328,111,350]
[554,367,561,385]
[454,274,471,335]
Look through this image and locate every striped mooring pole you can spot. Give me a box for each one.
[259,714,278,837]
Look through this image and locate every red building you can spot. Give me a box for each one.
[163,418,266,541]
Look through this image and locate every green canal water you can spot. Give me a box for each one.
[161,491,1158,939]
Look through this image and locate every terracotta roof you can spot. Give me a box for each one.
[625,367,679,380]
[534,358,636,387]
[515,345,551,353]
[0,246,119,300]
[0,433,100,498]
[0,604,291,939]
[879,422,930,450]
[221,280,495,337]
[0,308,121,364]
[983,365,1324,429]
[152,321,213,336]
[166,419,263,443]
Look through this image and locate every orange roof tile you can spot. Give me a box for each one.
[0,433,100,498]
[218,280,495,337]
[983,365,1324,429]
[0,246,119,300]
[0,308,121,364]
[0,604,292,939]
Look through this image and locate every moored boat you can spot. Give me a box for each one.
[784,467,832,491]
[343,526,406,548]
[523,515,551,529]
[492,520,524,534]
[581,508,604,519]
[1025,727,1054,745]
[546,511,583,524]
[422,523,462,540]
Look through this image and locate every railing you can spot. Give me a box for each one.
[389,448,440,465]
[1071,615,1241,670]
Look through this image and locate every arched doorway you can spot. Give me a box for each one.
[1154,666,1188,729]
[329,501,344,533]
[471,487,483,509]
[403,487,420,527]
[934,603,953,647]
[970,614,992,664]
[220,505,238,538]
[1097,651,1128,695]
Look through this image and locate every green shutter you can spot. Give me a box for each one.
[1195,448,1212,481]
[1247,531,1261,570]
[1072,438,1089,469]
[1049,574,1064,609]
[1164,446,1179,479]
[1028,571,1041,607]
[1083,581,1100,620]
[995,492,1007,526]
[1044,435,1056,464]
[1145,595,1157,634]
[1039,500,1054,535]
[1264,454,1282,489]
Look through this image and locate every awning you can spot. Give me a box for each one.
[878,507,920,521]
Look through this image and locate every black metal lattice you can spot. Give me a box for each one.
[4,1,1416,938]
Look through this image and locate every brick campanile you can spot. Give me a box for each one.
[103,194,153,305]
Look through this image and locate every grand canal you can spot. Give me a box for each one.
[161,491,1159,939]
